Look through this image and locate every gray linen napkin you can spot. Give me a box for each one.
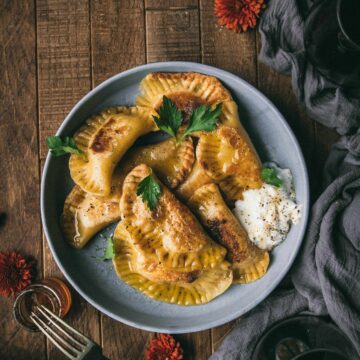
[210,130,360,360]
[210,1,360,357]
[258,0,360,135]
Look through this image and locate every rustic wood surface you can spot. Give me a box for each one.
[0,1,339,359]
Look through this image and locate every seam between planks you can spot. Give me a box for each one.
[144,0,148,64]
[145,5,198,10]
[197,0,202,63]
[34,0,48,357]
[34,0,42,279]
[89,0,94,90]
[34,0,49,359]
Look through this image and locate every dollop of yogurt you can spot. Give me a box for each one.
[233,163,301,251]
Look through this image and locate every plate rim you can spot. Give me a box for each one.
[41,61,310,333]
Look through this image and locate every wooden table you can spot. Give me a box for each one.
[0,1,339,359]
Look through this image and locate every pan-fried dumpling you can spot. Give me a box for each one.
[114,164,232,305]
[120,164,227,270]
[135,72,242,130]
[196,125,262,201]
[188,183,270,284]
[136,72,232,116]
[69,106,158,196]
[113,231,232,305]
[61,175,122,249]
[175,161,213,201]
[62,137,194,248]
[119,136,194,189]
[113,222,208,283]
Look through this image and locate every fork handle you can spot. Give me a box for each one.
[83,346,109,360]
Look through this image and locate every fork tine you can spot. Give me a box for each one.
[30,312,77,360]
[40,305,92,344]
[36,306,85,348]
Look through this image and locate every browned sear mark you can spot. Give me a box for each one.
[91,128,111,152]
[185,270,200,283]
[207,218,244,263]
[157,92,207,123]
[90,119,127,153]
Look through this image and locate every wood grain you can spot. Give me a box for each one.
[90,1,153,359]
[200,0,257,86]
[177,332,212,359]
[91,0,146,86]
[0,1,45,359]
[146,6,200,62]
[37,0,92,160]
[145,0,198,9]
[36,1,100,359]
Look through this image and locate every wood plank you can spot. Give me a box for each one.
[90,1,153,359]
[200,1,257,86]
[146,7,200,63]
[37,0,92,160]
[0,1,45,359]
[91,0,146,86]
[145,0,197,9]
[101,320,151,359]
[177,332,212,360]
[198,1,259,352]
[36,1,100,359]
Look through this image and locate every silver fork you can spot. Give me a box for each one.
[30,305,107,360]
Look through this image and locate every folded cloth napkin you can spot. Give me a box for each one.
[210,130,360,360]
[258,0,360,135]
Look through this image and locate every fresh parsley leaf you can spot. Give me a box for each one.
[261,167,283,187]
[180,103,222,141]
[152,96,183,138]
[95,236,115,261]
[136,174,161,210]
[46,136,84,157]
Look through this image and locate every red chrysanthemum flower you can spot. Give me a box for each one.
[0,251,35,297]
[145,334,184,360]
[215,0,266,33]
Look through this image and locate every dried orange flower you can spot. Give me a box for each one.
[215,0,266,33]
[0,251,35,297]
[145,334,184,360]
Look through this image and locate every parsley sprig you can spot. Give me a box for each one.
[136,174,161,210]
[153,96,182,139]
[261,167,283,187]
[153,96,222,143]
[179,103,222,142]
[46,136,83,157]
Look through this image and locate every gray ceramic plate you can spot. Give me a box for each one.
[41,62,309,333]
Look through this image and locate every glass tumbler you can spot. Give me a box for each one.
[13,277,72,332]
[304,0,360,87]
